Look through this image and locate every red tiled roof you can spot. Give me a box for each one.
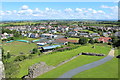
[97,37,112,43]
[55,38,78,43]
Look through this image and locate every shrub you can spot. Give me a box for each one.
[14,55,27,61]
[79,37,88,45]
[31,48,38,54]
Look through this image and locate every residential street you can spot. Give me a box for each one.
[57,48,115,79]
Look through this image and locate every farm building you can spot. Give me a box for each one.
[40,45,61,52]
[37,42,47,46]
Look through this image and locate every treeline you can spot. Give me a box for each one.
[1,20,120,27]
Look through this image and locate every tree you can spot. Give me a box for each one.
[79,37,88,45]
[89,38,94,44]
[7,52,11,59]
[114,40,120,47]
[31,48,38,54]
[94,39,98,43]
[111,36,118,43]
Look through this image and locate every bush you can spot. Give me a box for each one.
[14,55,27,61]
[31,48,38,54]
[2,39,7,41]
[4,62,20,78]
[89,38,94,44]
[7,52,11,59]
[28,54,34,59]
[79,37,88,45]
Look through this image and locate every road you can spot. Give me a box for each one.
[57,48,115,79]
[0,49,5,80]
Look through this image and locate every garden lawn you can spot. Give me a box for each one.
[73,49,118,78]
[14,44,111,78]
[22,37,40,41]
[79,30,94,33]
[68,38,79,40]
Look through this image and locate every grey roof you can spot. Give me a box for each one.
[42,45,61,50]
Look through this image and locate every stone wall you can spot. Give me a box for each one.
[25,62,55,78]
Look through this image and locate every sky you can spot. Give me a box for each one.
[0,2,119,21]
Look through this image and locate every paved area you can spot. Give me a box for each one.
[57,48,115,79]
[0,49,5,80]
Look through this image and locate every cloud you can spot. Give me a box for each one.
[64,8,73,12]
[0,11,5,15]
[101,5,118,18]
[21,5,29,10]
[101,5,118,10]
[1,5,118,20]
[75,8,82,12]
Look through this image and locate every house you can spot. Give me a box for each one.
[27,33,39,38]
[97,37,112,43]
[54,38,78,45]
[49,30,57,33]
[103,33,109,37]
[115,32,120,37]
[90,33,100,37]
[67,32,77,37]
[41,33,57,39]
[1,33,14,40]
[78,33,89,37]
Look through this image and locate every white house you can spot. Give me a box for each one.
[41,33,57,39]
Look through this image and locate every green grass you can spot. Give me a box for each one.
[68,38,79,40]
[22,37,40,41]
[83,24,118,27]
[3,41,36,55]
[79,30,94,33]
[36,44,111,78]
[4,43,111,78]
[19,44,110,78]
[73,49,118,78]
[37,56,104,78]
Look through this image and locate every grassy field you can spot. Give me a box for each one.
[83,24,118,27]
[73,49,118,78]
[3,41,36,55]
[36,44,111,78]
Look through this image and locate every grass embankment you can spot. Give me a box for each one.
[73,48,118,78]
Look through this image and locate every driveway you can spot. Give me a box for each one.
[57,48,115,79]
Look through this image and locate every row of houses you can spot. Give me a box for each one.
[67,31,113,37]
[37,36,112,52]
[67,32,100,37]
